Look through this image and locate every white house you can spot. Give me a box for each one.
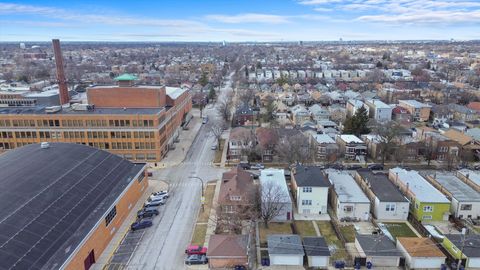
[260,169,293,221]
[326,169,371,221]
[397,237,446,270]
[292,165,330,217]
[304,237,330,268]
[346,99,369,117]
[268,235,304,266]
[355,170,409,220]
[309,104,330,122]
[365,99,392,122]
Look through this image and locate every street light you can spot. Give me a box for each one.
[189,176,205,211]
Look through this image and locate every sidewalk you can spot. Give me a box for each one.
[203,178,222,248]
[92,180,167,270]
[153,108,202,169]
[219,129,230,167]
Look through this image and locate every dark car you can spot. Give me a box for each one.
[237,162,250,170]
[328,163,344,170]
[347,164,363,170]
[185,254,208,265]
[131,219,153,231]
[250,163,265,170]
[368,163,384,170]
[137,207,159,218]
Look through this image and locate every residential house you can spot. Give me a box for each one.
[234,104,258,127]
[392,105,412,124]
[206,234,250,268]
[267,235,304,266]
[467,101,480,114]
[424,172,480,219]
[291,165,330,216]
[317,120,339,139]
[260,169,293,221]
[442,129,480,161]
[326,169,371,221]
[449,104,477,122]
[303,237,331,268]
[218,167,255,216]
[365,99,392,122]
[311,134,339,161]
[430,104,453,127]
[346,99,369,117]
[397,237,446,270]
[355,169,409,220]
[336,135,367,161]
[329,104,347,123]
[388,168,450,221]
[309,104,330,122]
[227,127,254,161]
[255,128,278,162]
[398,100,431,122]
[291,104,311,126]
[355,234,403,267]
[456,169,480,192]
[421,131,461,162]
[443,234,480,269]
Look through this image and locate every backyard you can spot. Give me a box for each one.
[317,221,349,261]
[383,222,418,240]
[294,221,317,237]
[259,222,292,247]
[339,224,356,243]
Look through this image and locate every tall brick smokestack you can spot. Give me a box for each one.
[52,39,69,105]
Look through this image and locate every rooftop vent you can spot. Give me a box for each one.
[40,142,50,149]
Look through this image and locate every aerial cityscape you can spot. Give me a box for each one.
[0,1,480,270]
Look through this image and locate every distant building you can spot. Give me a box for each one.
[260,169,292,221]
[364,99,392,122]
[398,100,431,122]
[336,134,367,161]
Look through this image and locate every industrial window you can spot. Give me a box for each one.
[460,204,472,211]
[105,206,117,226]
[423,205,433,212]
[302,200,312,206]
[302,187,312,193]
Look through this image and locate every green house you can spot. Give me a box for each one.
[442,234,480,268]
[389,168,450,221]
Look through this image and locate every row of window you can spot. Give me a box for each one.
[1,130,158,140]
[302,187,312,193]
[302,200,312,206]
[0,118,156,128]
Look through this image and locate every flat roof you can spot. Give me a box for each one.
[426,173,480,202]
[313,134,335,144]
[444,234,480,258]
[356,234,401,257]
[357,169,408,202]
[338,134,364,144]
[397,238,444,257]
[326,169,370,203]
[0,106,163,115]
[399,100,431,108]
[457,169,480,187]
[267,234,304,255]
[390,168,450,203]
[0,143,145,269]
[165,86,187,100]
[259,168,290,203]
[366,99,391,109]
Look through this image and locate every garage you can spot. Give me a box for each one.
[270,254,303,265]
[268,235,305,266]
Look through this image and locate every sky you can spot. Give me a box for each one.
[0,0,479,42]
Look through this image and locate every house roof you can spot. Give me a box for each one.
[466,128,480,141]
[356,234,401,257]
[390,168,450,203]
[207,234,248,257]
[357,169,408,203]
[303,237,330,257]
[218,167,254,205]
[326,169,370,203]
[444,234,480,258]
[425,172,480,202]
[267,234,304,255]
[313,134,336,144]
[457,169,480,187]
[397,237,445,257]
[338,134,364,144]
[114,73,137,81]
[443,129,473,146]
[399,100,431,109]
[259,169,290,203]
[467,101,480,112]
[293,165,330,187]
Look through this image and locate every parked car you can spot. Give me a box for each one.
[237,162,250,170]
[144,198,165,207]
[368,163,384,170]
[185,254,208,265]
[137,207,159,218]
[202,116,208,124]
[151,190,168,197]
[211,144,217,150]
[150,192,169,200]
[131,218,153,231]
[250,163,265,170]
[185,245,208,255]
[347,164,363,170]
[147,171,153,177]
[328,163,344,170]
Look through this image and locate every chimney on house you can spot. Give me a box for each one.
[52,39,69,105]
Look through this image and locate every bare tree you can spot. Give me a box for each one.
[217,92,233,122]
[373,121,402,165]
[256,181,288,228]
[210,120,226,148]
[275,134,314,165]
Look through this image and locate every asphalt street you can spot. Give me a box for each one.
[125,74,233,269]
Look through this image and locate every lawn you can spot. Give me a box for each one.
[317,221,349,261]
[339,224,356,243]
[259,222,292,246]
[197,183,216,223]
[213,139,225,163]
[294,221,317,237]
[191,224,207,246]
[383,222,417,240]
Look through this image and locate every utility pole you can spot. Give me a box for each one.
[457,227,467,270]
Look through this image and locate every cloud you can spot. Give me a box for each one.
[358,10,480,24]
[206,13,290,24]
[298,0,344,5]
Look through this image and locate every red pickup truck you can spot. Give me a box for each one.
[185,245,208,255]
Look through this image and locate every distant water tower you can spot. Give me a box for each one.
[19,43,26,49]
